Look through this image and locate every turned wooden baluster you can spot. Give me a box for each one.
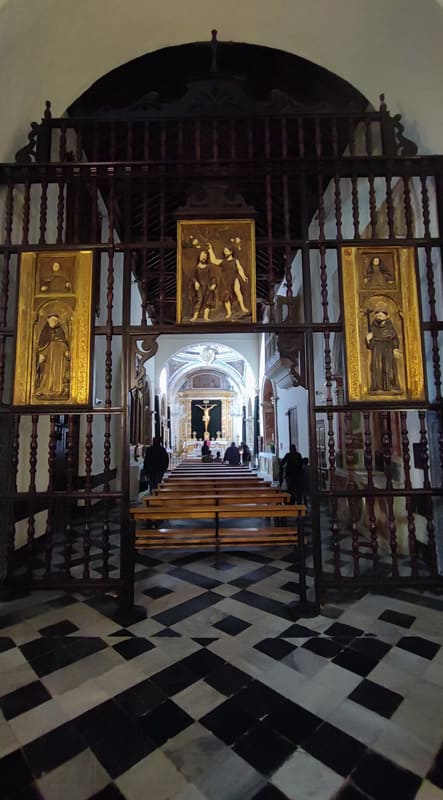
[363,411,378,571]
[351,173,360,239]
[418,410,438,575]
[39,178,48,245]
[63,415,75,577]
[282,119,293,302]
[0,181,13,403]
[385,172,395,239]
[8,415,20,568]
[327,409,341,579]
[402,176,413,239]
[44,415,57,577]
[26,415,39,576]
[334,170,343,242]
[345,410,360,578]
[381,411,399,578]
[399,411,418,578]
[368,174,378,239]
[102,413,111,580]
[83,414,93,580]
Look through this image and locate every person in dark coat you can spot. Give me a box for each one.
[279,444,303,504]
[223,442,241,465]
[241,442,252,466]
[142,437,169,492]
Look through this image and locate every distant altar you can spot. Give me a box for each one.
[182,435,230,457]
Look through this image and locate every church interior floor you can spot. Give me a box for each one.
[1,545,442,800]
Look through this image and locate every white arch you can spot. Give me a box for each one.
[1,1,443,160]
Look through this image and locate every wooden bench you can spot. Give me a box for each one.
[129,502,308,605]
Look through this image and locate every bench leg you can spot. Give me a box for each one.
[293,517,320,618]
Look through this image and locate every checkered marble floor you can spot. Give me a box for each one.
[1,546,443,800]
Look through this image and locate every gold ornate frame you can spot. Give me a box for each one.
[177,219,256,324]
[13,250,93,406]
[342,246,425,402]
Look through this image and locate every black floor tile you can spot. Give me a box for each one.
[0,749,33,798]
[138,699,193,745]
[303,721,368,777]
[229,589,296,621]
[193,637,219,647]
[266,701,323,745]
[23,720,85,779]
[427,742,443,790]
[233,718,295,775]
[229,566,280,588]
[19,637,62,663]
[112,637,155,660]
[279,581,300,594]
[200,696,257,745]
[378,609,415,628]
[90,722,156,779]
[26,647,80,679]
[150,661,199,696]
[8,782,45,799]
[154,628,181,637]
[152,591,221,627]
[234,681,286,720]
[213,615,251,635]
[0,637,16,653]
[108,629,135,637]
[279,623,320,638]
[324,622,364,639]
[180,648,225,679]
[349,679,404,719]
[204,663,253,697]
[114,678,166,719]
[332,647,379,677]
[63,636,108,661]
[334,784,373,799]
[142,586,173,599]
[0,680,52,721]
[348,636,391,660]
[88,785,127,800]
[396,635,440,660]
[37,620,79,636]
[254,638,296,661]
[351,750,422,800]
[74,700,131,745]
[251,785,290,800]
[168,567,222,589]
[302,636,343,659]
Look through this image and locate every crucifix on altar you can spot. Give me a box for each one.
[196,400,217,440]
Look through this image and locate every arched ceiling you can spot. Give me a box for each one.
[165,341,252,397]
[1,1,443,159]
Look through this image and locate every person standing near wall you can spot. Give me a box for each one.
[142,437,169,492]
[279,444,304,504]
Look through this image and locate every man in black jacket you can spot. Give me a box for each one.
[142,437,169,492]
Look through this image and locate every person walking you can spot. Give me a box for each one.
[142,437,169,493]
[279,444,303,504]
[223,442,241,465]
[241,442,252,467]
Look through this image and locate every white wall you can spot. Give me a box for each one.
[1,1,443,162]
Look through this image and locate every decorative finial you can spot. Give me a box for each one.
[44,100,52,119]
[210,29,218,73]
[379,93,387,113]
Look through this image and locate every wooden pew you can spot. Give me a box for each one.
[129,502,308,606]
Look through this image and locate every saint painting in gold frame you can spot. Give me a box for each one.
[342,246,425,402]
[176,219,256,324]
[13,250,93,406]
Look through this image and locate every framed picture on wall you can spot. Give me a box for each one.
[341,246,425,402]
[177,218,256,324]
[13,250,93,406]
